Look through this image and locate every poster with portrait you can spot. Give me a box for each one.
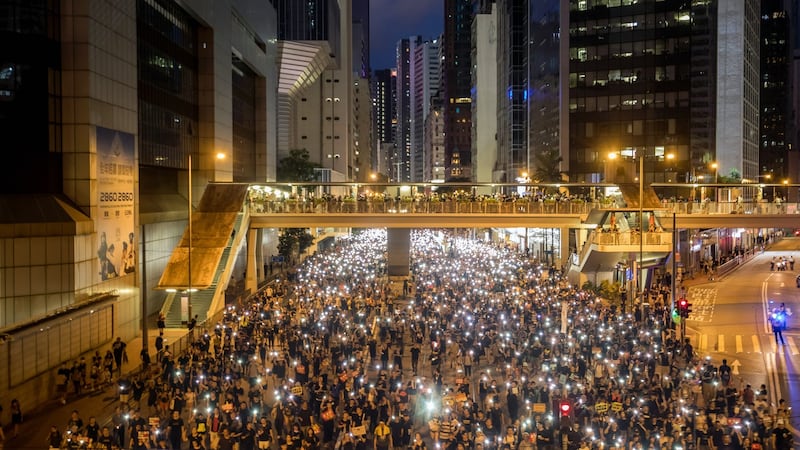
[96,126,135,281]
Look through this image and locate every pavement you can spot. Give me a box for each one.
[0,321,189,450]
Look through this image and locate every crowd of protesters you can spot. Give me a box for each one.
[39,229,793,450]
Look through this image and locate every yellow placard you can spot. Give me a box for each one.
[532,403,547,413]
[595,402,609,414]
[291,386,303,396]
[611,402,623,412]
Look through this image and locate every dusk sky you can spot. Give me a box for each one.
[369,0,444,70]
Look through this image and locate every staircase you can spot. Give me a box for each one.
[163,213,245,328]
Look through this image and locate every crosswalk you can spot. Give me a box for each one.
[690,333,800,356]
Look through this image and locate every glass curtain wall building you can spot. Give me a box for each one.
[567,0,695,183]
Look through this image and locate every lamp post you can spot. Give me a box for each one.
[632,151,674,312]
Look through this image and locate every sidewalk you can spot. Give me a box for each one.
[0,320,189,450]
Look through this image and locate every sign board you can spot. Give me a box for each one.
[611,402,623,412]
[351,425,366,436]
[595,402,609,414]
[96,126,135,282]
[532,403,547,413]
[291,386,304,396]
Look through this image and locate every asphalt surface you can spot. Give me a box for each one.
[682,237,800,436]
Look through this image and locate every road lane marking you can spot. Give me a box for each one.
[752,335,761,353]
[718,334,725,353]
[770,340,777,353]
[736,335,743,353]
[788,338,799,356]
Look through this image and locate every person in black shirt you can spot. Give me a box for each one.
[773,419,793,450]
[166,409,186,450]
[95,426,114,450]
[47,425,63,450]
[237,422,257,450]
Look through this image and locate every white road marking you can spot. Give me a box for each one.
[752,335,761,353]
[788,338,799,356]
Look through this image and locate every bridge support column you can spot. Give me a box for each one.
[387,228,411,277]
[246,228,258,294]
[255,228,264,282]
[560,227,570,268]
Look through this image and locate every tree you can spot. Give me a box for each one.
[277,149,318,182]
[533,148,566,183]
[717,169,741,184]
[277,228,315,260]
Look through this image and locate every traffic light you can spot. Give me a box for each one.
[677,299,692,318]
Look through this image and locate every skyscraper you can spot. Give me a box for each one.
[372,68,397,177]
[760,0,793,196]
[410,37,442,182]
[495,0,529,182]
[444,0,474,181]
[352,0,371,77]
[395,38,412,181]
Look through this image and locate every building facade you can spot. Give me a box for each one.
[472,3,498,184]
[410,37,441,182]
[444,0,474,180]
[760,0,793,198]
[0,0,278,410]
[395,38,412,181]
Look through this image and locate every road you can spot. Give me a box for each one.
[684,238,800,434]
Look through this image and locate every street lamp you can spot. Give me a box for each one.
[636,151,674,312]
[608,150,673,311]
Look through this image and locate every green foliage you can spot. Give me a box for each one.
[718,169,742,184]
[581,281,601,295]
[277,228,315,259]
[277,149,318,182]
[598,280,622,303]
[533,149,566,183]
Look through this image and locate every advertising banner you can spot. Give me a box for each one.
[96,126,135,281]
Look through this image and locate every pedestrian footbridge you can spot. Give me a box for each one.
[155,182,800,324]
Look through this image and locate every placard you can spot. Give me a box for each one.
[351,425,366,436]
[532,403,547,413]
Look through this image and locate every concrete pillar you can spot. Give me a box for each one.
[246,229,258,294]
[560,227,570,268]
[255,228,264,282]
[387,228,411,277]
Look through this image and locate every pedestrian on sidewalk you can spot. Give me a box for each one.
[9,398,22,438]
[112,337,127,376]
[157,312,166,333]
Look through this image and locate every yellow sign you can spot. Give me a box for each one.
[532,403,547,413]
[291,386,303,396]
[595,402,609,414]
[611,402,623,412]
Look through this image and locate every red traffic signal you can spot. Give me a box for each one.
[559,400,572,417]
[678,299,691,318]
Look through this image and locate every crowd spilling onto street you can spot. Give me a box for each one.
[30,229,794,450]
